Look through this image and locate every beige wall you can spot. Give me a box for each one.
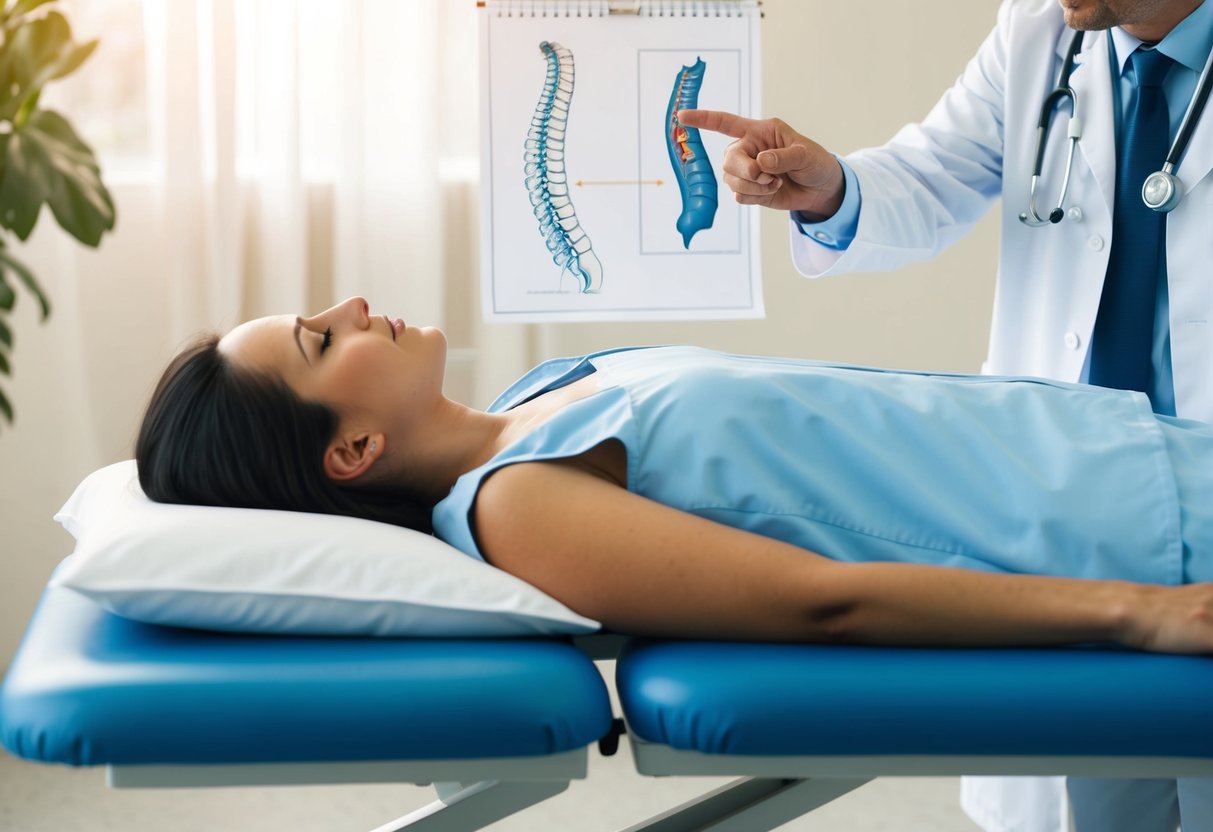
[533,0,1003,367]
[0,0,1003,669]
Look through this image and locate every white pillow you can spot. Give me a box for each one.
[50,460,600,637]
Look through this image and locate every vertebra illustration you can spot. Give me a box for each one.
[525,41,603,293]
[665,58,718,248]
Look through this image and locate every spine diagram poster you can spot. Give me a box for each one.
[479,1,763,322]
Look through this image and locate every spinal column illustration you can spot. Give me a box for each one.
[665,58,718,248]
[525,41,603,293]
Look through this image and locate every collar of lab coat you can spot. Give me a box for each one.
[1062,30,1117,213]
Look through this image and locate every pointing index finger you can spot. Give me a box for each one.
[676,109,752,139]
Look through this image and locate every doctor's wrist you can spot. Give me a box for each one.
[790,157,859,250]
[790,161,847,222]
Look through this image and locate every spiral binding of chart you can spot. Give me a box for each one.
[482,1,758,18]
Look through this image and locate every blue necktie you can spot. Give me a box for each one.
[1088,47,1172,400]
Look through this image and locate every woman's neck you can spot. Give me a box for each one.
[389,375,604,501]
[377,401,512,503]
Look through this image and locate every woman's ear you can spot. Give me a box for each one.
[324,432,385,482]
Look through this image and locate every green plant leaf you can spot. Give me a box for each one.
[0,346,9,375]
[8,0,59,21]
[1,11,72,123]
[0,272,13,311]
[0,109,114,244]
[10,11,71,76]
[0,312,11,347]
[47,37,96,82]
[13,38,96,119]
[0,43,14,114]
[0,382,11,424]
[0,130,45,239]
[0,248,47,318]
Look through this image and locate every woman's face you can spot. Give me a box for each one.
[218,296,447,433]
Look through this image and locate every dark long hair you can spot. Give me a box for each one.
[136,334,433,533]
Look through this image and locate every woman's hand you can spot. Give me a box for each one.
[675,110,845,220]
[1120,583,1213,654]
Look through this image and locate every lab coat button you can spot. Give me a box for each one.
[1064,332,1081,350]
[1087,235,1104,251]
[813,230,833,243]
[1068,206,1083,222]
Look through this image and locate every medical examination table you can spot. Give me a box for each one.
[6,585,1213,831]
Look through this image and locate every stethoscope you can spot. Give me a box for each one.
[1020,28,1213,225]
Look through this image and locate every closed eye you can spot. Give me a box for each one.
[320,327,333,355]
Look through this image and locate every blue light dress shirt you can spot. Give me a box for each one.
[795,5,1213,415]
[1104,4,1213,414]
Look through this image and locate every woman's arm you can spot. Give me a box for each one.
[474,460,1213,653]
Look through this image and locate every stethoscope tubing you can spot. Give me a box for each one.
[1020,27,1213,224]
[1021,30,1086,225]
[1167,38,1213,171]
[1032,87,1080,176]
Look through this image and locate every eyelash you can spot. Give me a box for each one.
[320,327,333,355]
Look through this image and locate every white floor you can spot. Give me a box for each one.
[0,746,982,832]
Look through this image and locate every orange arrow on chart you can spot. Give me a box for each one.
[575,179,664,187]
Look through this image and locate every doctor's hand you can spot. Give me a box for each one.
[676,109,845,220]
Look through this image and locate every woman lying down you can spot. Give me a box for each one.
[136,297,1213,654]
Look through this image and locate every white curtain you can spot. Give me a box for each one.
[0,0,535,666]
[144,0,455,335]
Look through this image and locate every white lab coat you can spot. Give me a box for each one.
[791,0,1213,422]
[789,0,1213,830]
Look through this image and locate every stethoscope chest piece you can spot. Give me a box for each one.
[1142,168,1183,212]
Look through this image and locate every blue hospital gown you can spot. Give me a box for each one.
[432,347,1213,585]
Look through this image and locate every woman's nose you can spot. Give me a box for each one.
[307,297,370,329]
[341,296,371,327]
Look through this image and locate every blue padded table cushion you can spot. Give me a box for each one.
[1,587,612,766]
[617,640,1213,758]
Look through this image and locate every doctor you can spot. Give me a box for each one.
[679,0,1213,830]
